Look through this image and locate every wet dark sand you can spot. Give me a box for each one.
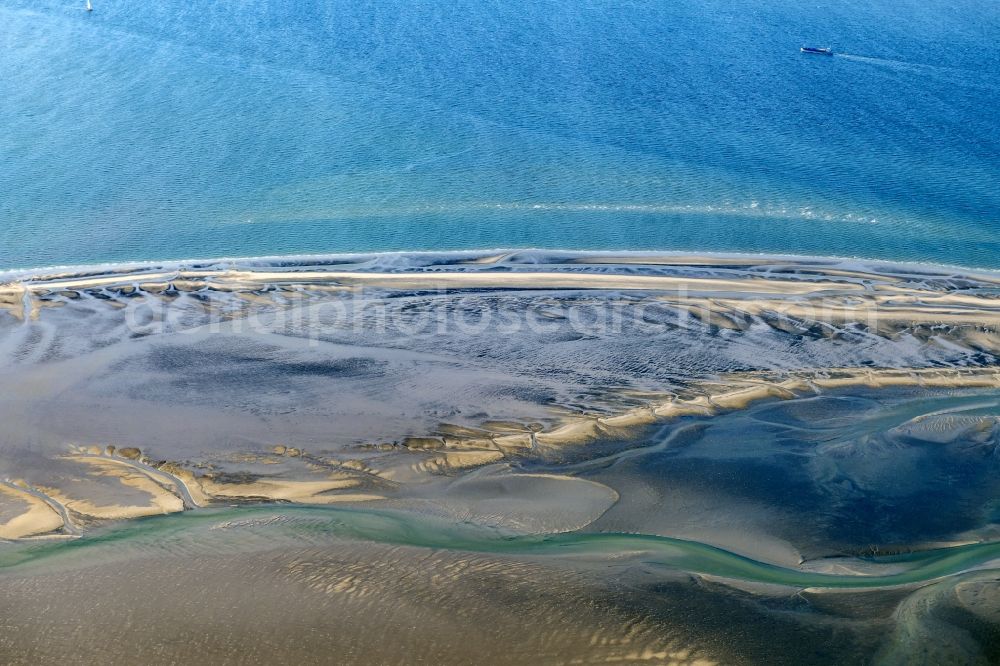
[0,542,888,666]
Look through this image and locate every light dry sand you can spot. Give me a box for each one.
[38,456,184,521]
[197,476,381,504]
[532,367,998,449]
[3,265,860,296]
[0,484,63,539]
[415,449,505,473]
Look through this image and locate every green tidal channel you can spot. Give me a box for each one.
[2,505,1000,589]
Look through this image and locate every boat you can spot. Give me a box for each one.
[86,0,92,11]
[801,46,833,55]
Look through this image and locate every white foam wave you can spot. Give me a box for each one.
[3,248,998,287]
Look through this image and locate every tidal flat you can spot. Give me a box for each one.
[0,251,998,664]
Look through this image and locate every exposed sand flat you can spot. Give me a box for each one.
[808,368,1000,390]
[657,293,1000,328]
[0,537,735,665]
[0,289,25,320]
[491,432,535,454]
[227,269,860,295]
[68,452,204,509]
[416,449,505,473]
[534,419,610,447]
[425,471,619,533]
[40,456,185,520]
[5,259,997,356]
[0,288,64,321]
[196,476,374,504]
[4,253,1000,664]
[117,364,999,501]
[155,463,215,506]
[2,268,860,296]
[10,454,380,522]
[4,252,999,296]
[3,269,211,292]
[398,367,997,455]
[529,368,999,450]
[0,363,993,539]
[0,483,63,539]
[0,253,997,542]
[890,413,998,444]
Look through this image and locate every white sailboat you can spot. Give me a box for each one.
[86,0,93,11]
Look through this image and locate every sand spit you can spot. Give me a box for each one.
[222,269,861,295]
[197,476,383,504]
[521,367,1000,449]
[0,483,63,539]
[0,267,877,327]
[3,266,855,296]
[3,256,997,353]
[38,456,185,521]
[365,366,997,470]
[68,451,203,509]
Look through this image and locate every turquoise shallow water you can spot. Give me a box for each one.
[5,504,1000,590]
[1,0,998,270]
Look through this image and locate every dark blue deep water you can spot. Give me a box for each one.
[2,0,998,269]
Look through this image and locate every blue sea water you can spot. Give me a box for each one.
[1,0,998,271]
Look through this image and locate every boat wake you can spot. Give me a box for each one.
[834,52,998,90]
